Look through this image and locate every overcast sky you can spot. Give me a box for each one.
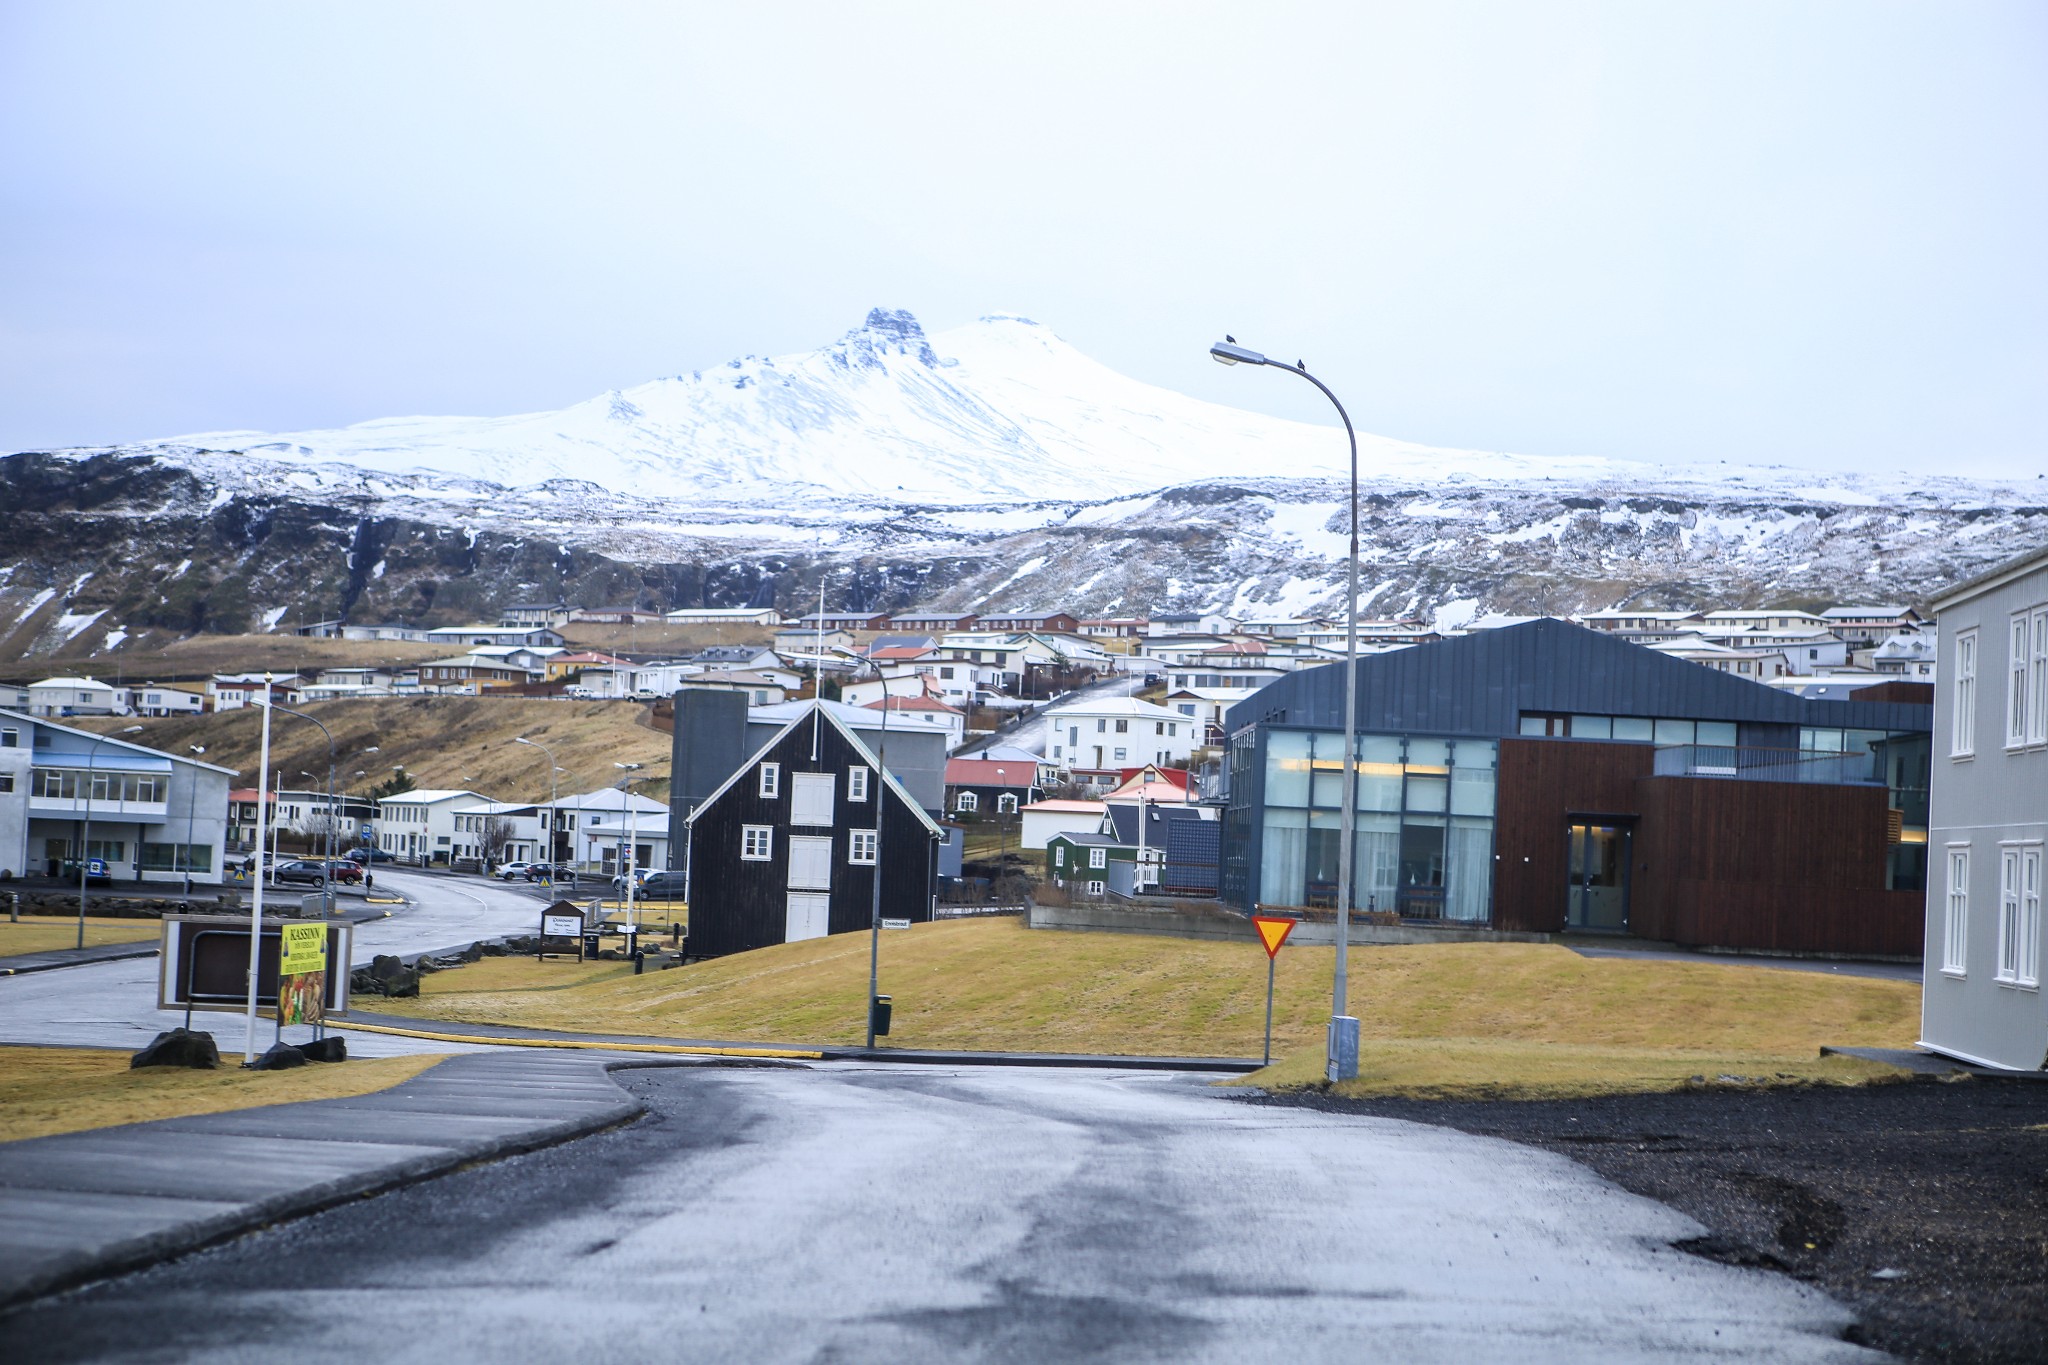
[2,1,2041,478]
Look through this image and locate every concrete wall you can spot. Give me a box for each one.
[0,747,29,879]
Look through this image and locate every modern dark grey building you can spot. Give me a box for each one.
[1219,619,1932,955]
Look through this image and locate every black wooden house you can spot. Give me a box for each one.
[684,702,943,958]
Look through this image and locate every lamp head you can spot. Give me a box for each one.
[1210,339,1267,367]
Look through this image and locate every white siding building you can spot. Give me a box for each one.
[1920,546,2048,1071]
[1043,697,1198,776]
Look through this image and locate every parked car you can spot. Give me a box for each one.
[623,870,686,901]
[609,867,653,895]
[272,860,331,886]
[321,860,366,885]
[524,863,569,883]
[495,862,533,881]
[346,847,394,864]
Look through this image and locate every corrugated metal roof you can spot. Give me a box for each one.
[1223,618,1932,737]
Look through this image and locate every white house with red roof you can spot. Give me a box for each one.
[943,754,1044,816]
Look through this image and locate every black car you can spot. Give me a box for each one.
[628,871,687,901]
[346,847,394,864]
[524,863,571,883]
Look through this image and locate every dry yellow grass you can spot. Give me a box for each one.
[379,920,1921,1095]
[76,696,671,798]
[0,916,161,957]
[0,1046,447,1143]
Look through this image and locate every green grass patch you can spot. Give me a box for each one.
[382,919,1921,1095]
[0,916,161,957]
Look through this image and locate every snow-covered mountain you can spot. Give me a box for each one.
[2,308,2043,656]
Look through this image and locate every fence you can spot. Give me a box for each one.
[1650,745,1883,785]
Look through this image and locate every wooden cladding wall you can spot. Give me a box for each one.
[1492,737,1917,957]
[1493,738,1653,934]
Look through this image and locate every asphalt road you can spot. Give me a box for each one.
[4,1062,1878,1363]
[0,868,550,1057]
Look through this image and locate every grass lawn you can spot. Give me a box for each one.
[380,919,1920,1097]
[0,1046,447,1144]
[0,916,161,957]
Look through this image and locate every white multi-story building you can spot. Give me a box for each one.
[447,801,547,865]
[0,710,233,884]
[128,683,207,717]
[1043,696,1198,776]
[208,674,304,710]
[375,789,494,863]
[1920,546,2048,1072]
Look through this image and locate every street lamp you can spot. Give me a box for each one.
[1211,334,1362,1082]
[615,762,644,940]
[77,724,144,949]
[513,737,562,871]
[864,663,895,1049]
[183,745,205,899]
[270,706,337,915]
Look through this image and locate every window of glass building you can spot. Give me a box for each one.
[1258,731,1495,923]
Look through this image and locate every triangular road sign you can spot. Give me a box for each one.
[1252,915,1295,959]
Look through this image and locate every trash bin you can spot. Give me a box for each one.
[582,933,600,958]
[869,994,893,1038]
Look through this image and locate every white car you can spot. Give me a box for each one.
[495,862,533,881]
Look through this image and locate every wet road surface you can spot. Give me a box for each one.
[1,1062,1878,1363]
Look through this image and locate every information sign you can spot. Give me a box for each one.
[881,918,912,930]
[542,913,583,938]
[277,921,328,1026]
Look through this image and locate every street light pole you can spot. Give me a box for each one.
[514,737,561,872]
[865,666,892,1049]
[77,724,144,949]
[271,706,336,917]
[1211,336,1362,1082]
[615,763,644,939]
[183,745,205,899]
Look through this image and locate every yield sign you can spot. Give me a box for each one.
[1252,915,1295,959]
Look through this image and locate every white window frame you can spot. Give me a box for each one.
[2007,614,2031,750]
[849,829,877,865]
[996,793,1018,814]
[1943,845,1970,977]
[1087,879,1105,896]
[956,791,978,813]
[1088,847,1106,870]
[1053,845,1066,868]
[1952,629,1976,758]
[2029,607,2048,747]
[741,825,773,861]
[848,766,870,802]
[1996,846,2021,984]
[2022,847,2043,990]
[759,762,781,798]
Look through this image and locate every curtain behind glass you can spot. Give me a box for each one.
[1447,818,1493,922]
[1261,808,1308,906]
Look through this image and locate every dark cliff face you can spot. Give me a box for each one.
[0,452,989,657]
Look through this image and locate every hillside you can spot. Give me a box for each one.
[71,698,671,802]
[4,308,2042,660]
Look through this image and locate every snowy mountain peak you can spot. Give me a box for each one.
[833,307,940,369]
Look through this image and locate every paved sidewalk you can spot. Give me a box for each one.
[0,941,162,978]
[343,1007,1261,1072]
[0,1049,643,1312]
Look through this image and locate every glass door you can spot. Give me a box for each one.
[1567,823,1630,931]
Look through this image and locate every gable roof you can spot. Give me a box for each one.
[686,700,944,839]
[2,710,238,776]
[944,757,1039,788]
[1104,803,1207,844]
[866,695,963,715]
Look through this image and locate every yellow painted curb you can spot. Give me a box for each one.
[334,1018,822,1060]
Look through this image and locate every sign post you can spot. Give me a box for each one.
[1251,915,1296,1066]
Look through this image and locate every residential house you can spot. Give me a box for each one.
[776,627,854,657]
[1019,798,1107,851]
[565,607,665,625]
[1870,629,1938,679]
[683,701,942,957]
[1219,618,1931,955]
[226,788,270,851]
[943,755,1043,816]
[1694,624,1851,675]
[1043,697,1198,776]
[129,683,207,717]
[545,651,631,682]
[422,624,567,649]
[28,677,126,717]
[300,667,397,702]
[375,789,494,863]
[1919,546,2048,1071]
[662,607,781,626]
[1077,617,1148,640]
[415,655,536,694]
[208,674,304,710]
[1575,609,1705,638]
[1045,803,1209,895]
[1148,612,1239,637]
[544,788,670,869]
[679,645,785,674]
[1701,608,1833,634]
[889,611,979,633]
[442,801,545,865]
[976,611,1081,634]
[338,623,430,642]
[582,811,670,878]
[791,611,891,632]
[1648,637,1793,681]
[679,670,790,707]
[863,694,966,751]
[743,699,951,813]
[1165,686,1261,745]
[1822,606,1927,648]
[500,602,570,628]
[0,711,233,884]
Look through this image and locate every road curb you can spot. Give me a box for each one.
[0,1052,643,1315]
[335,1018,824,1060]
[0,946,161,978]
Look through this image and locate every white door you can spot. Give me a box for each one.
[785,892,830,942]
[787,836,832,891]
[791,772,835,827]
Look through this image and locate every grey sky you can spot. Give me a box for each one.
[2,1,2041,478]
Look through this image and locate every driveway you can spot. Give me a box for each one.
[3,1062,1877,1363]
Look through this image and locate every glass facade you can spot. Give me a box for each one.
[1255,730,1497,921]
